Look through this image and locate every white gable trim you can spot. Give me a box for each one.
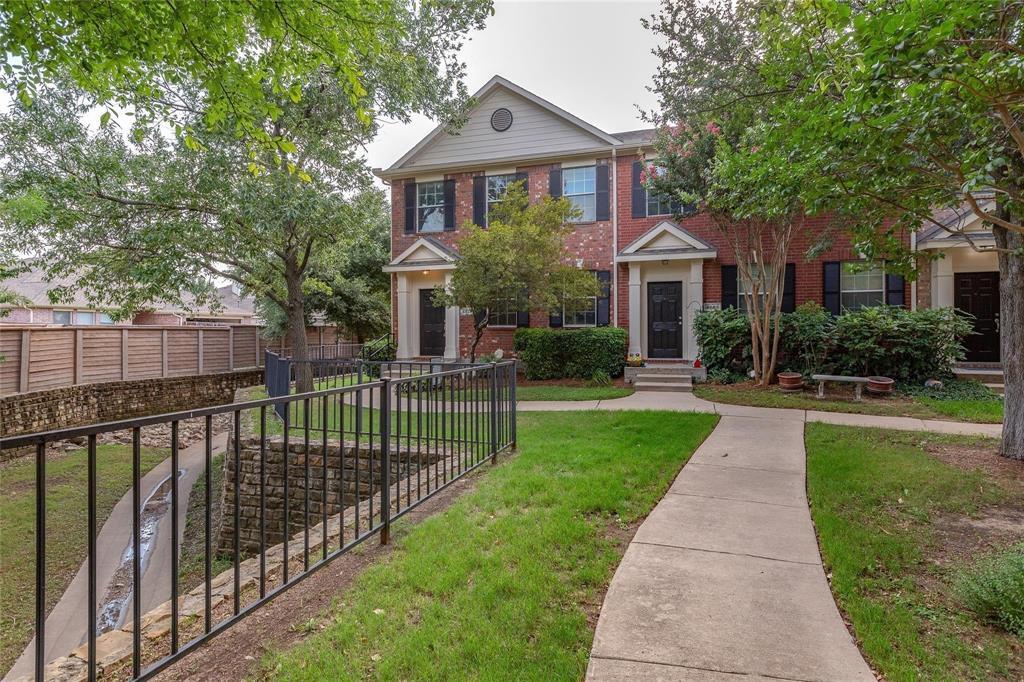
[383,238,458,273]
[382,75,619,174]
[619,220,716,255]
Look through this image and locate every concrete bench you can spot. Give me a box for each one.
[811,374,869,402]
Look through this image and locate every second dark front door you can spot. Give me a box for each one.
[955,271,1000,362]
[419,289,446,357]
[648,281,683,359]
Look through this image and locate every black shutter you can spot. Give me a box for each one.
[885,273,905,307]
[548,310,563,327]
[404,182,417,233]
[781,263,796,313]
[823,261,841,315]
[514,171,529,193]
[631,161,646,218]
[721,264,738,309]
[596,270,611,326]
[472,175,486,227]
[516,309,530,327]
[595,165,610,221]
[549,168,562,198]
[443,178,456,231]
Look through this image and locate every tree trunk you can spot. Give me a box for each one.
[470,314,488,363]
[995,225,1023,460]
[285,261,313,394]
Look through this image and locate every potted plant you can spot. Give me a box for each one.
[778,371,803,392]
[626,352,644,368]
[867,376,894,395]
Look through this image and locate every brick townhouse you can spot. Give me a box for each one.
[375,76,998,365]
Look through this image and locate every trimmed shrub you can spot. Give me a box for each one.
[777,302,834,376]
[693,307,751,375]
[955,542,1024,639]
[513,327,627,380]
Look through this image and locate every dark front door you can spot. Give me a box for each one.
[955,271,1000,362]
[648,281,683,359]
[419,289,446,356]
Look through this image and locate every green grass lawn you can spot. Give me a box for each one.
[0,444,168,676]
[806,424,1024,681]
[262,410,718,681]
[515,385,632,401]
[695,382,1003,423]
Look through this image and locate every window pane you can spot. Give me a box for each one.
[418,206,444,232]
[99,313,114,324]
[568,194,596,222]
[52,310,71,325]
[417,181,445,231]
[840,262,884,311]
[77,311,95,325]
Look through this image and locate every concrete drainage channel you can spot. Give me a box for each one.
[97,469,186,635]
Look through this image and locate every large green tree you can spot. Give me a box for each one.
[434,184,601,361]
[648,0,1024,459]
[0,0,490,160]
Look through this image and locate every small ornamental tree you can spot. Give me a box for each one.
[433,183,601,361]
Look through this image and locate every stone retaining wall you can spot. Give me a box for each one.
[218,436,441,555]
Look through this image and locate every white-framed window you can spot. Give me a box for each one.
[486,174,517,226]
[562,166,596,222]
[840,262,885,310]
[77,311,96,325]
[564,296,598,327]
[99,313,114,325]
[645,164,673,217]
[737,265,775,314]
[52,310,71,325]
[417,181,445,233]
[488,297,518,327]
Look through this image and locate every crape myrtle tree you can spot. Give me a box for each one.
[433,183,602,361]
[729,1,1024,459]
[643,0,814,386]
[0,0,491,392]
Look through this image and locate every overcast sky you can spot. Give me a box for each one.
[363,0,663,174]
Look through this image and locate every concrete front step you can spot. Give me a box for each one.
[634,379,694,393]
[985,383,1005,395]
[634,373,692,384]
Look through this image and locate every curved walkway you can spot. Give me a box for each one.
[586,411,874,681]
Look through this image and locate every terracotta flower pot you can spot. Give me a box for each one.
[867,376,894,395]
[778,371,803,392]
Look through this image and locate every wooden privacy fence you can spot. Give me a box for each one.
[0,324,264,396]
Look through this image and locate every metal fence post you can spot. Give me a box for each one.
[489,362,498,464]
[510,362,517,449]
[379,377,391,545]
[355,359,364,437]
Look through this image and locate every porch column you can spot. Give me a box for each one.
[628,263,642,356]
[687,260,704,360]
[933,253,954,308]
[396,273,412,359]
[444,271,460,361]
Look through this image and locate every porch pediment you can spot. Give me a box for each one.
[617,220,717,262]
[383,237,458,273]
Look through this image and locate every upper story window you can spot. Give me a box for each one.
[417,181,445,233]
[486,174,517,226]
[562,166,596,222]
[99,313,114,324]
[52,310,71,325]
[645,165,673,217]
[840,263,884,310]
[77,311,96,325]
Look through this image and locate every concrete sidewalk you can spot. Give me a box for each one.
[586,415,874,681]
[518,390,1003,438]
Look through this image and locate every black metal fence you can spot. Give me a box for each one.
[1,360,516,681]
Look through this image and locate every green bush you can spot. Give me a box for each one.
[694,305,971,384]
[513,327,627,380]
[955,542,1024,639]
[693,307,751,375]
[589,369,612,387]
[899,378,1002,402]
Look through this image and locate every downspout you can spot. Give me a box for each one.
[611,148,618,326]
[910,229,918,311]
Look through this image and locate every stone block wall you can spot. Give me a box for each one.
[0,369,262,448]
[218,437,440,555]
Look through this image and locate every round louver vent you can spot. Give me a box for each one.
[490,107,513,132]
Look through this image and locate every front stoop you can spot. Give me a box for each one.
[953,363,1004,395]
[632,373,694,393]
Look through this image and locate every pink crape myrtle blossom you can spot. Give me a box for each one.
[705,121,722,136]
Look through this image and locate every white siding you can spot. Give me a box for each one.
[404,87,610,168]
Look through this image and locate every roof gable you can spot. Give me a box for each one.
[618,220,717,261]
[385,76,618,174]
[383,237,458,272]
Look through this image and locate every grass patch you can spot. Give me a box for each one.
[515,385,632,401]
[695,381,1002,423]
[0,445,168,675]
[806,424,1024,681]
[178,453,232,593]
[264,410,717,681]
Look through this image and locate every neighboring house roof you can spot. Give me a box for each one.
[617,220,717,262]
[0,265,256,319]
[383,237,459,272]
[917,196,997,249]
[376,75,657,178]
